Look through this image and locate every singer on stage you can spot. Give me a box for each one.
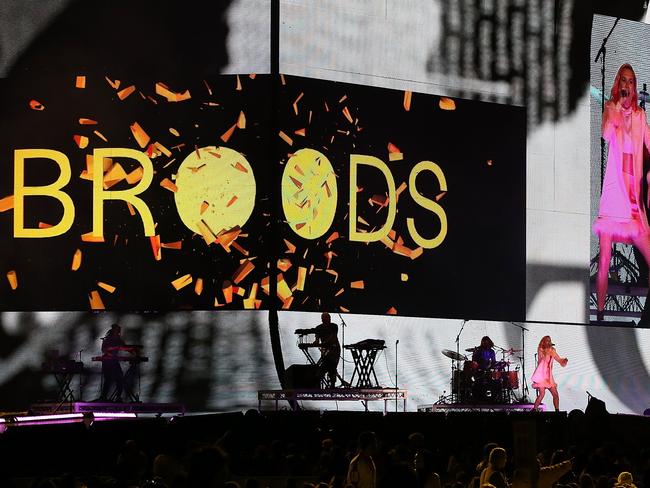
[531,335,568,412]
[594,63,650,321]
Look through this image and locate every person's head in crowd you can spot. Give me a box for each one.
[488,447,507,470]
[477,443,499,472]
[615,471,636,487]
[357,431,377,456]
[408,432,425,451]
[187,445,229,488]
[579,472,595,488]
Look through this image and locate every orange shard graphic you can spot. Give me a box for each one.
[282,296,294,310]
[97,281,116,293]
[203,79,213,95]
[161,241,182,249]
[221,123,237,143]
[29,100,45,110]
[236,75,242,91]
[37,222,53,229]
[75,76,86,89]
[129,122,150,148]
[103,163,127,189]
[81,232,104,243]
[387,142,401,153]
[350,280,364,289]
[197,220,217,245]
[155,82,191,102]
[335,288,345,297]
[79,118,97,125]
[342,106,353,123]
[222,280,233,303]
[283,238,296,254]
[105,77,120,89]
[403,90,412,111]
[389,151,403,162]
[194,278,203,296]
[149,235,161,261]
[126,166,144,185]
[73,135,89,149]
[435,191,446,202]
[89,290,105,310]
[233,161,248,173]
[278,131,293,146]
[0,195,14,212]
[93,130,108,142]
[171,274,193,290]
[439,97,456,110]
[71,249,82,271]
[277,258,292,272]
[410,247,424,260]
[293,92,304,115]
[237,111,246,129]
[6,270,18,290]
[296,267,307,291]
[387,307,397,315]
[226,195,238,207]
[160,178,178,193]
[276,274,292,301]
[294,128,306,136]
[117,85,136,100]
[200,201,209,214]
[233,260,255,284]
[326,231,339,244]
[169,127,180,137]
[154,142,172,158]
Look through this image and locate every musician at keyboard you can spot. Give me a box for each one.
[312,312,341,388]
[99,323,125,402]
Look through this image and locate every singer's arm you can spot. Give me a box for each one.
[602,100,622,143]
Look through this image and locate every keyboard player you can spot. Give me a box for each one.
[99,323,125,402]
[313,312,341,388]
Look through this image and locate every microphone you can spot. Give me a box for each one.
[396,339,399,345]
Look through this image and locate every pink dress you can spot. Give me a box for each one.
[531,348,562,389]
[593,102,650,242]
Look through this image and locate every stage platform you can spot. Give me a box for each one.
[258,388,407,412]
[29,401,186,416]
[417,402,543,412]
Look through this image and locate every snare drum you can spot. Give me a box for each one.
[463,360,479,374]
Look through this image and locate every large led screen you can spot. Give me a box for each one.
[590,15,650,325]
[0,75,526,321]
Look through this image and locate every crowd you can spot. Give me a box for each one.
[4,407,650,488]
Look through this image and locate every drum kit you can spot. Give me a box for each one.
[442,346,522,404]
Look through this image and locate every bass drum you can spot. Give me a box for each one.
[505,371,519,389]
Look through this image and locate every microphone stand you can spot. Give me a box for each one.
[395,339,399,412]
[454,319,468,403]
[595,16,618,186]
[509,322,529,403]
[337,312,348,387]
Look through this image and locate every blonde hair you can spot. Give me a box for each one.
[611,63,640,111]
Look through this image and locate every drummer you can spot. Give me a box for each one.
[472,336,496,371]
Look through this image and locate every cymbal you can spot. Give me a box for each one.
[465,347,478,352]
[442,349,467,361]
[504,348,523,354]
